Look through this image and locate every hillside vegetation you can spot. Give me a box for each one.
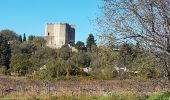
[0,30,162,81]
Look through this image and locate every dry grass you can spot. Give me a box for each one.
[0,75,170,99]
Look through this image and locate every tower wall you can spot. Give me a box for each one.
[45,23,75,48]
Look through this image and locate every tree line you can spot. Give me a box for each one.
[0,29,161,80]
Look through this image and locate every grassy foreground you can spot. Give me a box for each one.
[0,76,170,100]
[1,92,170,100]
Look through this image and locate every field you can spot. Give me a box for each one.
[0,75,170,99]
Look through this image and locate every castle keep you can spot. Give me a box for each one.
[44,23,75,48]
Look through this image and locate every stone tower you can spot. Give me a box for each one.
[44,23,75,48]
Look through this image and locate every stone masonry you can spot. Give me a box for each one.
[44,23,75,48]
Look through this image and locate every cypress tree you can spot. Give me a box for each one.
[19,35,22,43]
[23,33,26,42]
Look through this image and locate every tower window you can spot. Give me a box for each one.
[48,32,50,36]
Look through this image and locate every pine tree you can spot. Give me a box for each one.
[86,34,96,51]
[23,33,26,42]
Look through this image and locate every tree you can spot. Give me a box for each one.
[86,34,96,51]
[32,37,46,47]
[58,44,71,60]
[89,46,119,79]
[19,35,22,43]
[71,52,91,68]
[70,52,91,76]
[0,29,19,41]
[10,53,30,75]
[118,43,134,68]
[98,0,170,80]
[20,43,37,54]
[28,35,35,41]
[23,33,26,42]
[98,32,116,49]
[29,47,57,72]
[0,36,11,71]
[75,41,86,51]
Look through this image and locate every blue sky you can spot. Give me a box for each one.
[0,0,101,42]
